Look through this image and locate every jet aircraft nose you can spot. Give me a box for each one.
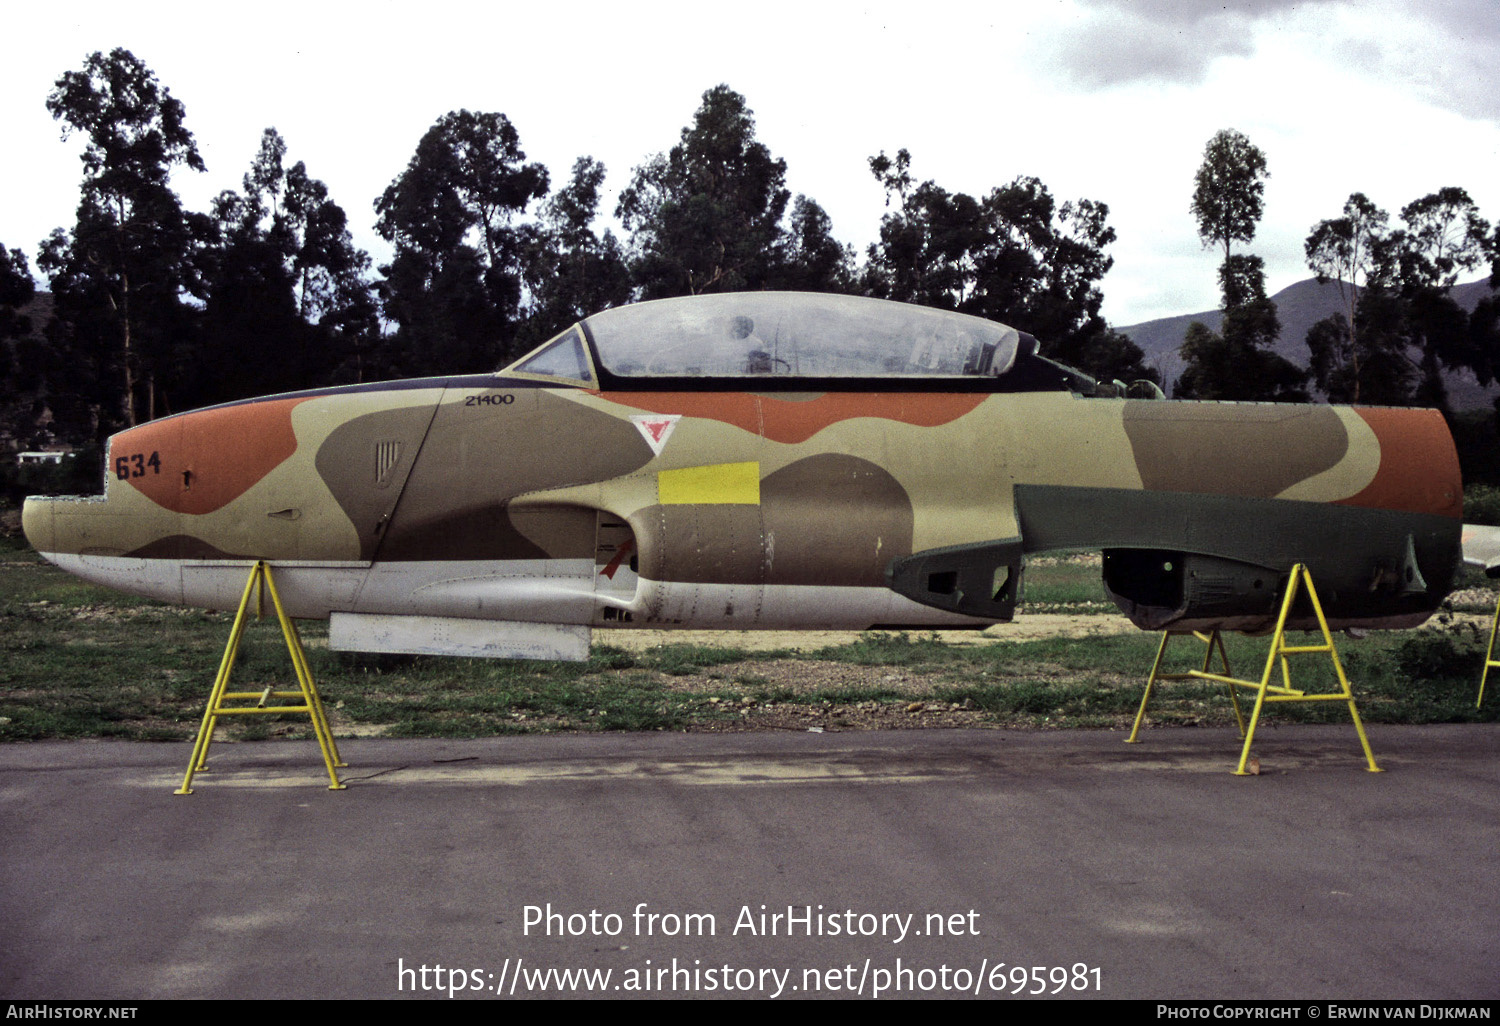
[20,493,57,554]
[22,395,312,598]
[102,395,306,521]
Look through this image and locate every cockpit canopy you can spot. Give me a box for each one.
[504,292,1045,384]
[589,291,1026,378]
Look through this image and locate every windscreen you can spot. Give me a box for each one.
[507,327,594,383]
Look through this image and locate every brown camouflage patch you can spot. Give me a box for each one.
[1123,402,1347,497]
[635,505,766,585]
[316,402,440,559]
[124,535,252,560]
[375,391,653,561]
[762,455,913,586]
[630,455,913,587]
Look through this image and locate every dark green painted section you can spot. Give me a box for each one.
[1012,484,1461,629]
[886,537,1023,620]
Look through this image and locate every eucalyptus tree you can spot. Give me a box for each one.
[617,85,792,297]
[189,127,376,401]
[516,156,632,348]
[1189,129,1269,265]
[617,85,851,299]
[1303,188,1494,407]
[778,195,856,294]
[0,247,33,363]
[376,110,550,374]
[0,246,36,443]
[39,48,205,428]
[1390,188,1492,408]
[240,128,372,324]
[1175,129,1299,399]
[1175,254,1308,402]
[863,149,1152,384]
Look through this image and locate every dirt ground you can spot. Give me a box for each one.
[589,605,1500,735]
[594,612,1139,654]
[586,615,1148,734]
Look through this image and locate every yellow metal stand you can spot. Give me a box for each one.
[1478,591,1500,709]
[1126,629,1246,743]
[1130,564,1381,774]
[176,561,347,794]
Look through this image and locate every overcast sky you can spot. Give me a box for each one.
[4,0,1496,327]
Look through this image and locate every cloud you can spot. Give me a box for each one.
[1420,0,1500,45]
[1042,0,1315,87]
[1043,0,1500,124]
[1351,0,1500,123]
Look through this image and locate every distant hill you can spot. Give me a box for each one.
[15,291,53,340]
[1116,277,1499,408]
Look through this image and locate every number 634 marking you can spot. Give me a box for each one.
[115,451,162,479]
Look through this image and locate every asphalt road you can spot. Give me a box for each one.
[1,724,1496,1000]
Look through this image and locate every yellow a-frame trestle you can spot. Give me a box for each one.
[176,561,347,794]
[1130,564,1381,775]
[1126,629,1246,743]
[1477,590,1500,709]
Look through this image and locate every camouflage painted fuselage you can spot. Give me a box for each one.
[22,294,1464,658]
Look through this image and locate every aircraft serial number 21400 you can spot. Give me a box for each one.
[24,292,1463,660]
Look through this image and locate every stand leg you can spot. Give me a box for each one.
[176,562,347,793]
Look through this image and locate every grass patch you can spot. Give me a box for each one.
[1018,552,1115,613]
[810,631,953,667]
[1463,483,1500,526]
[1,549,1496,740]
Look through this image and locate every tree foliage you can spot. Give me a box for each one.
[516,156,633,348]
[617,85,851,298]
[1177,130,1307,400]
[1190,129,1269,264]
[25,64,1500,461]
[188,128,377,402]
[618,85,789,297]
[1304,189,1496,407]
[375,110,550,374]
[863,148,1152,384]
[35,54,381,430]
[779,195,856,294]
[1175,255,1308,402]
[0,246,40,444]
[40,48,205,430]
[0,247,34,362]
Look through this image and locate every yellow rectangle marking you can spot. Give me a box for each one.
[658,462,761,505]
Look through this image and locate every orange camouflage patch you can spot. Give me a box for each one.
[111,397,307,515]
[601,392,987,444]
[1336,407,1462,518]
